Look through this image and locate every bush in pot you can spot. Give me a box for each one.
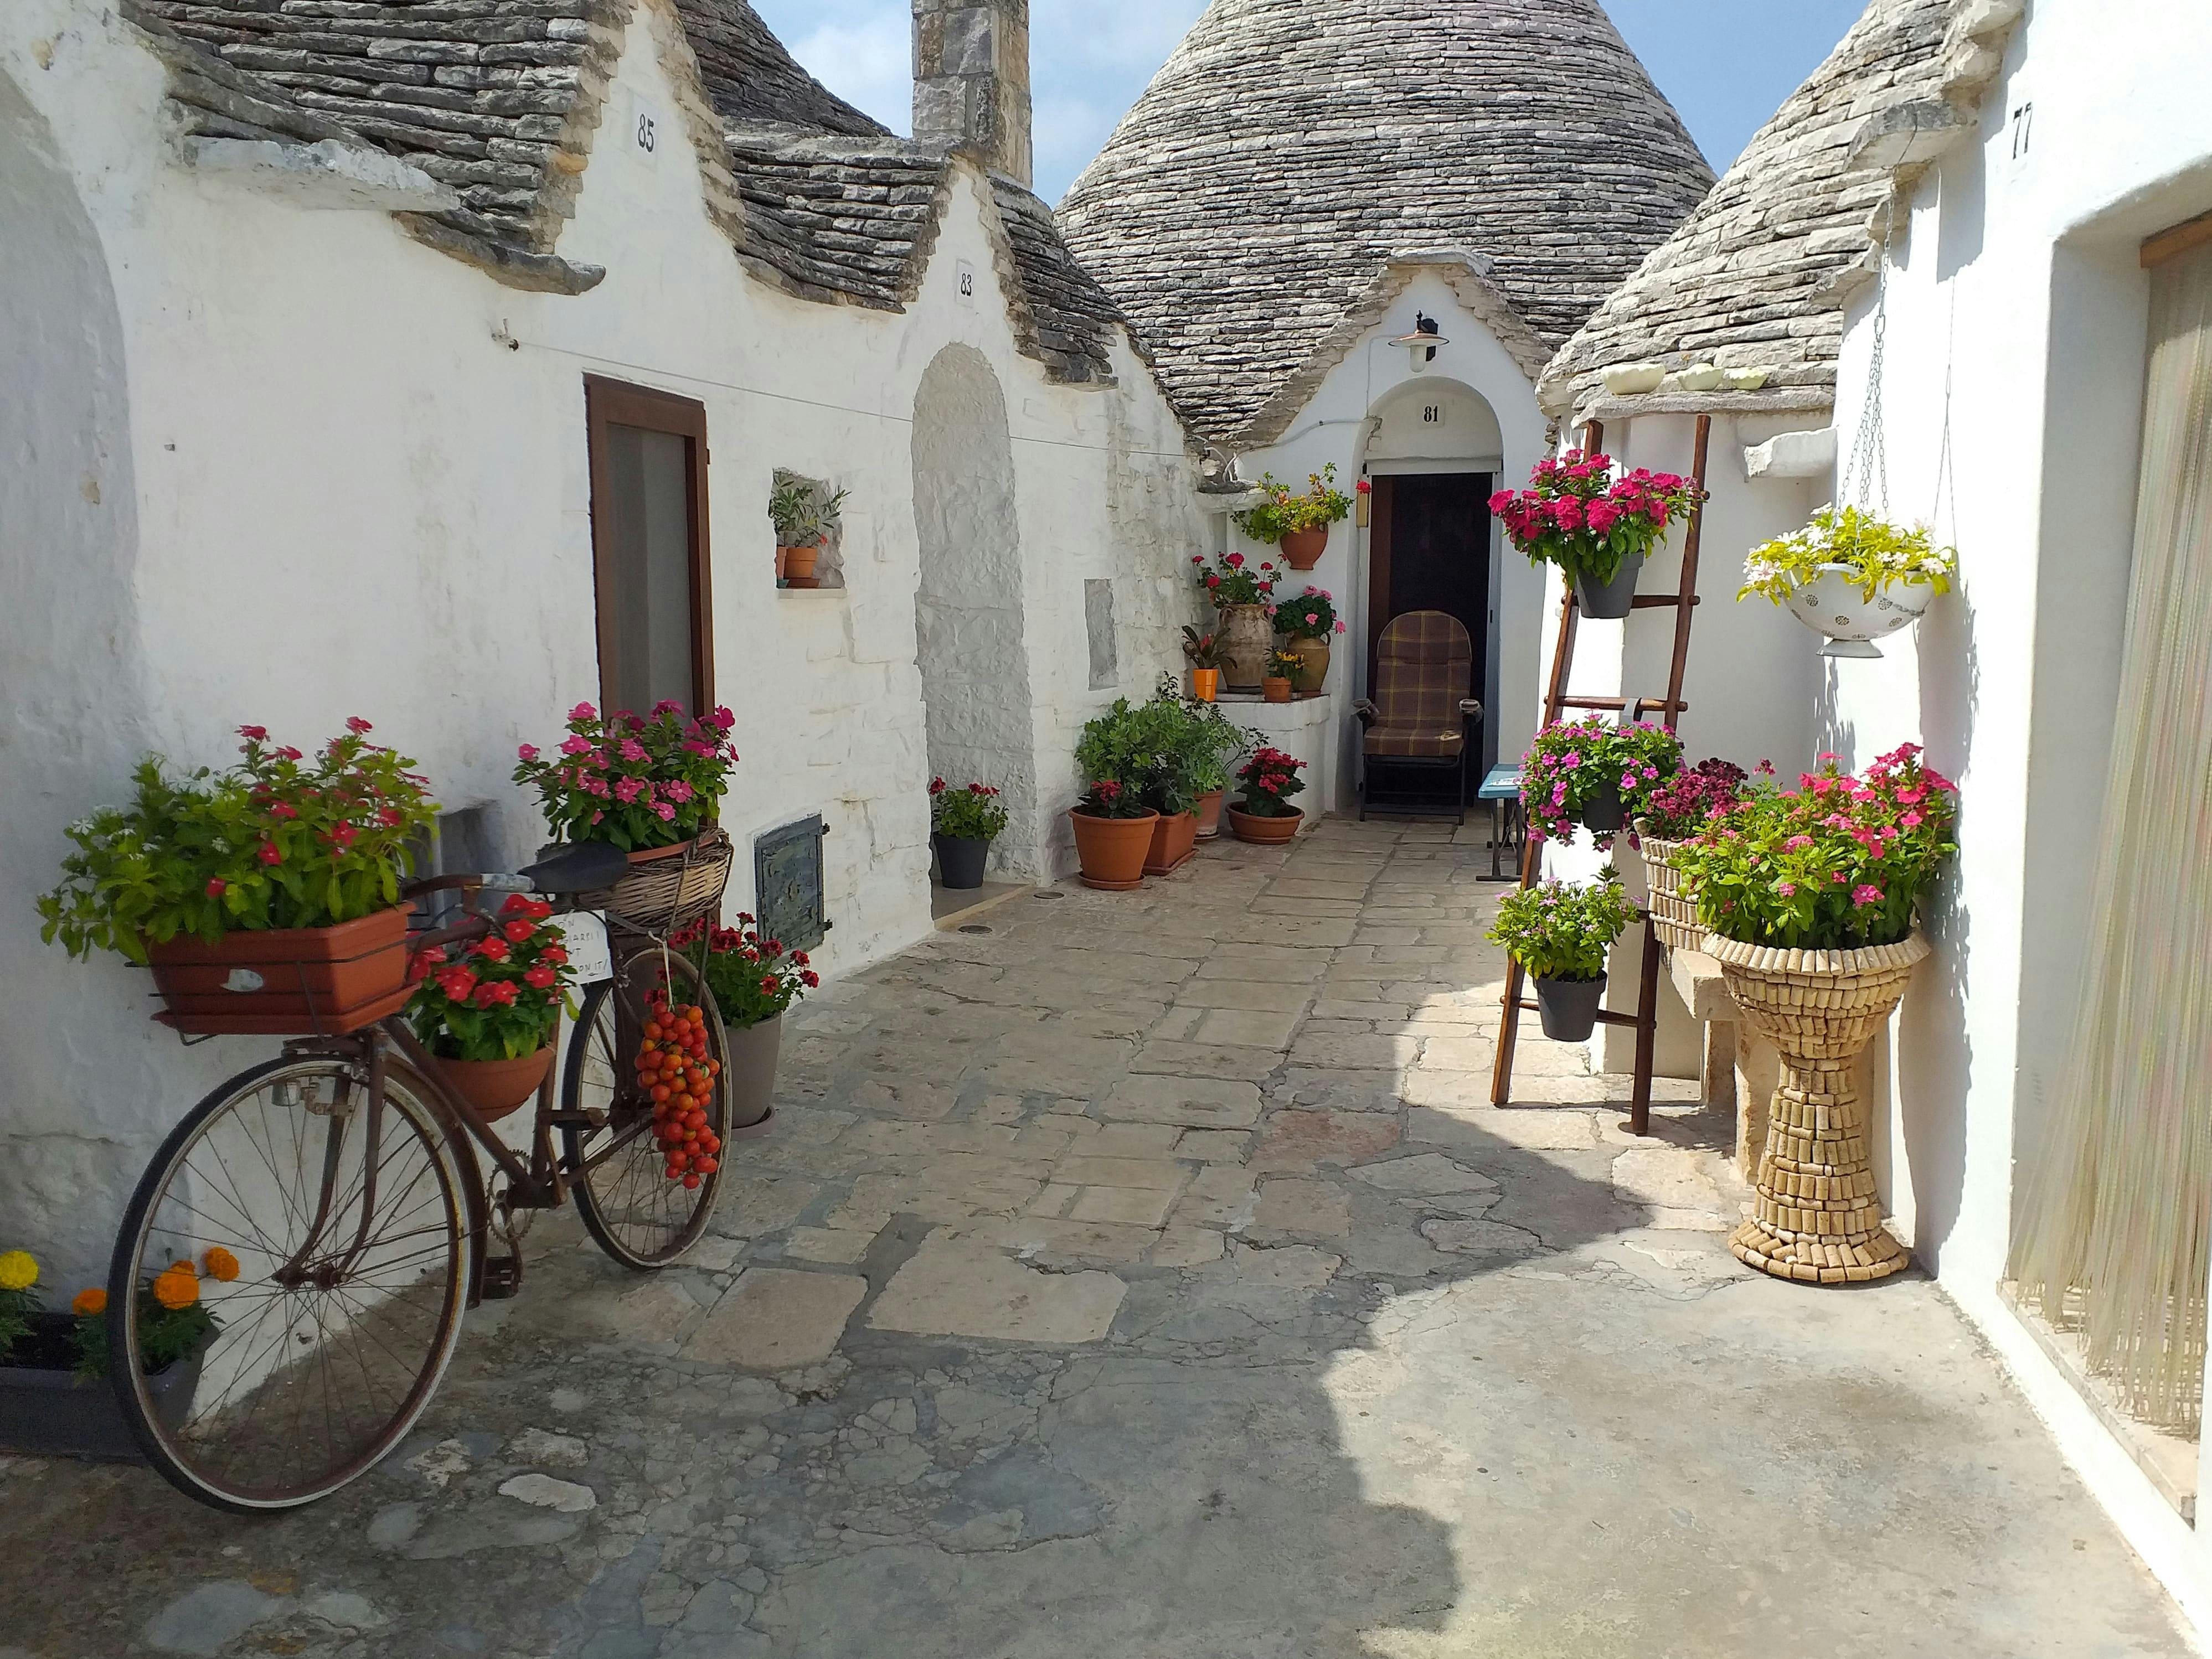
[1234,465,1354,570]
[1070,699,1163,889]
[1520,717,1681,849]
[1487,873,1638,1041]
[929,778,1010,891]
[404,893,581,1119]
[1228,746,1306,844]
[1739,504,1956,658]
[679,913,817,1131]
[1631,757,1751,953]
[1492,451,1704,618]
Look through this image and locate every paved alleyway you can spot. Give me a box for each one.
[0,820,2193,1658]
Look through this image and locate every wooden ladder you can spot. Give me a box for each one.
[1488,414,1713,1135]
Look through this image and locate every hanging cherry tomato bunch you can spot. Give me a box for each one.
[637,988,721,1188]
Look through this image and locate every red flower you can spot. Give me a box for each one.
[473,980,519,1008]
[345,716,373,734]
[524,964,557,989]
[1355,478,1371,495]
[539,944,568,965]
[760,975,778,995]
[256,842,282,866]
[801,970,819,988]
[503,918,536,944]
[930,777,946,795]
[1224,552,1245,568]
[791,950,809,967]
[205,877,226,897]
[238,725,268,741]
[435,964,478,1001]
[276,746,303,761]
[473,936,510,963]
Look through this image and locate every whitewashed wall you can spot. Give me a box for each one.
[0,0,1201,1290]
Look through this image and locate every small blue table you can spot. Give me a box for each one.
[1478,764,1524,880]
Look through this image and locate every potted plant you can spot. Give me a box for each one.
[1181,626,1225,702]
[769,470,848,586]
[1486,872,1638,1042]
[1631,757,1751,953]
[1261,647,1299,705]
[1129,683,1212,876]
[1271,586,1345,694]
[1492,451,1705,619]
[404,893,580,1119]
[37,722,438,1034]
[1226,746,1306,844]
[1519,717,1682,846]
[1739,504,1957,658]
[1672,745,1959,1284]
[1183,699,1252,841]
[929,777,1009,890]
[679,912,817,1132]
[1071,700,1162,889]
[0,1248,220,1461]
[1191,550,1279,690]
[1234,465,1355,570]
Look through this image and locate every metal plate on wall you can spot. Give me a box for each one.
[754,816,828,953]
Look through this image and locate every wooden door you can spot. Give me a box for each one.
[584,375,714,718]
[1366,471,1491,698]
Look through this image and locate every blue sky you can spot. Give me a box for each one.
[750,0,1869,204]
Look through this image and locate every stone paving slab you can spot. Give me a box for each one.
[0,821,2191,1658]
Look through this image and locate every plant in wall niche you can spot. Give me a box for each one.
[769,470,848,583]
[1190,550,1278,608]
[37,722,438,964]
[1491,451,1704,617]
[1233,465,1355,544]
[1672,744,1958,952]
[513,701,738,852]
[1519,717,1682,849]
[1739,505,1956,603]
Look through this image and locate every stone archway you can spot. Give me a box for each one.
[911,344,1038,876]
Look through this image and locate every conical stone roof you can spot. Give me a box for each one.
[1056,0,1715,445]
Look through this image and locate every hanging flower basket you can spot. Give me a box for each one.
[1781,565,1935,658]
[1740,507,1954,659]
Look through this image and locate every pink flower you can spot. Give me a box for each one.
[1785,835,1812,850]
[559,734,592,757]
[1901,810,1923,828]
[654,801,676,821]
[238,725,267,742]
[1334,621,1345,633]
[1777,881,1796,897]
[569,702,596,722]
[664,779,694,803]
[614,777,644,804]
[345,716,373,735]
[517,743,539,762]
[620,737,647,762]
[1852,883,1884,907]
[650,699,685,717]
[276,746,303,761]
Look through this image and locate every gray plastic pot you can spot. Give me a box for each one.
[1574,551,1646,619]
[1,1312,204,1462]
[932,833,991,890]
[1579,779,1626,835]
[1534,973,1607,1042]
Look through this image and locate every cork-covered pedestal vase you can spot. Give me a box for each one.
[1706,929,1929,1285]
[1634,831,1702,954]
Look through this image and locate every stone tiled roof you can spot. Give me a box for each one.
[724,126,951,309]
[672,0,883,135]
[1536,0,2025,422]
[987,177,1123,385]
[1054,0,1715,445]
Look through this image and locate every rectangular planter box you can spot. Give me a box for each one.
[0,1312,203,1461]
[148,905,413,1035]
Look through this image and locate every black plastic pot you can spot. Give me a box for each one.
[1534,973,1607,1042]
[1579,779,1627,835]
[1574,550,1646,620]
[0,1312,204,1461]
[932,833,991,891]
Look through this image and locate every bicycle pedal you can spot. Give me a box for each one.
[480,1254,525,1300]
[544,1109,607,1129]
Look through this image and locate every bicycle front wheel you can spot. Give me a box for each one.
[109,1053,470,1512]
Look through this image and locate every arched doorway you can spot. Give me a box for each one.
[910,345,1039,876]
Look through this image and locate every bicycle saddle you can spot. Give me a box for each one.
[517,841,630,895]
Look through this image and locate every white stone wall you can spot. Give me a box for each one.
[0,1,1201,1288]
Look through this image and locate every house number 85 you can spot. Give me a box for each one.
[636,112,657,153]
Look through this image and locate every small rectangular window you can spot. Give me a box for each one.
[585,376,713,716]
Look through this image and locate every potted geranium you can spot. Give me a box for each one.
[1191,550,1279,690]
[1181,626,1225,702]
[404,893,580,1119]
[1632,757,1751,953]
[1487,872,1638,1042]
[1739,504,1956,658]
[1261,647,1299,705]
[1227,746,1306,844]
[930,777,1009,891]
[1520,717,1682,847]
[1271,586,1345,694]
[1492,451,1704,618]
[769,469,848,586]
[37,722,438,1033]
[679,912,816,1130]
[1234,465,1355,570]
[1672,745,1959,1285]
[1071,699,1162,889]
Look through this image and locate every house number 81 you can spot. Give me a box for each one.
[1422,405,1442,423]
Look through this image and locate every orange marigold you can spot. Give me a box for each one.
[71,1287,107,1317]
[203,1247,240,1283]
[151,1267,200,1311]
[168,1258,199,1278]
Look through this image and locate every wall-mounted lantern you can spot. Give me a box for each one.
[1391,312,1447,372]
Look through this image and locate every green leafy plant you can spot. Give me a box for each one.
[1234,465,1354,543]
[1672,744,1958,950]
[1492,451,1705,587]
[1739,504,1957,603]
[1271,585,1344,641]
[1075,698,1167,812]
[1189,549,1278,608]
[514,700,738,852]
[768,469,848,546]
[930,778,1010,842]
[1520,717,1683,849]
[66,1251,229,1380]
[1180,626,1225,669]
[1265,647,1302,681]
[1487,873,1638,982]
[1235,747,1306,818]
[676,913,817,1031]
[405,894,579,1061]
[38,722,438,964]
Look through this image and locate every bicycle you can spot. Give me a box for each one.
[104,840,769,1512]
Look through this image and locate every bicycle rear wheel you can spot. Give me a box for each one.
[563,948,729,1268]
[109,1053,470,1512]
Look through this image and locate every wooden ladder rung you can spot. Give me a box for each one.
[1630,593,1700,609]
[1512,999,1642,1029]
[1556,695,1689,716]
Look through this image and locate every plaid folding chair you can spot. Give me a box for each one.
[1354,610,1482,823]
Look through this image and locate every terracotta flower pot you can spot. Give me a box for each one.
[1194,789,1227,840]
[147,906,413,1036]
[1709,930,1930,1285]
[722,1012,780,1129]
[1226,805,1301,845]
[1217,603,1273,690]
[1262,676,1293,704]
[1284,638,1330,694]
[781,543,821,582]
[1189,668,1220,702]
[1142,810,1199,876]
[1279,526,1328,570]
[430,1045,554,1123]
[1070,809,1158,891]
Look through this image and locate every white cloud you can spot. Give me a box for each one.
[780,12,913,135]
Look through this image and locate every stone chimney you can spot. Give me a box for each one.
[912,0,1033,189]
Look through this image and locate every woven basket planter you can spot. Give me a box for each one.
[574,830,734,937]
[1636,833,1703,954]
[1705,929,1930,1285]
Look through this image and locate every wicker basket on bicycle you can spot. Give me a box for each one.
[580,828,735,937]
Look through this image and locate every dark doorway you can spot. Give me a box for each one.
[1367,471,1491,703]
[584,375,714,719]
